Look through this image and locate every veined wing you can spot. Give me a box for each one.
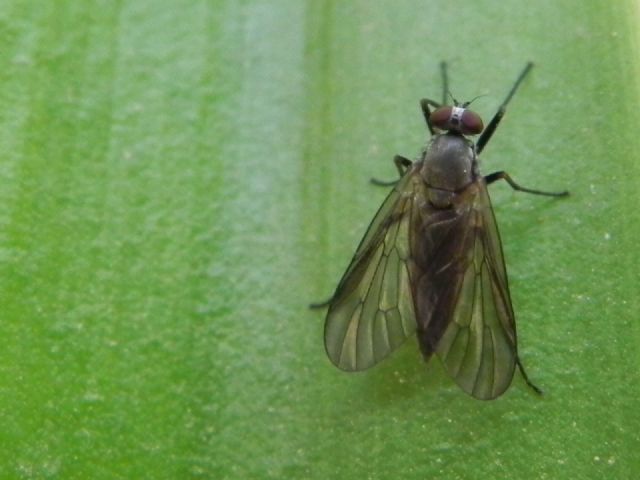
[324,168,420,371]
[432,180,519,399]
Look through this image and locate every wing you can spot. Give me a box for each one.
[324,167,420,371]
[430,181,519,399]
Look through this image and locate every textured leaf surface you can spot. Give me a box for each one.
[0,1,638,478]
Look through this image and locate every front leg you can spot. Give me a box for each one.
[476,62,534,154]
[420,98,441,136]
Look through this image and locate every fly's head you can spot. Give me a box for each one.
[429,101,483,136]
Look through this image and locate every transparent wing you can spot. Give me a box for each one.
[324,169,419,371]
[434,182,518,400]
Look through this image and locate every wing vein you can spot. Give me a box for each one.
[324,171,418,371]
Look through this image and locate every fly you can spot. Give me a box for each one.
[316,62,568,400]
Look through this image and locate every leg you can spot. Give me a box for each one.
[309,298,331,309]
[485,171,569,197]
[516,356,543,396]
[370,155,412,186]
[420,61,449,135]
[420,98,441,135]
[476,62,534,154]
[440,61,449,106]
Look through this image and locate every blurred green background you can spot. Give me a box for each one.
[0,1,638,478]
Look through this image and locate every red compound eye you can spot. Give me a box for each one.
[459,109,483,135]
[429,106,454,130]
[429,106,484,135]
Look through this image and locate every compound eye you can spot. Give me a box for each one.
[429,106,454,131]
[429,106,484,135]
[460,109,483,135]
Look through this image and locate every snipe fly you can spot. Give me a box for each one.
[316,62,568,400]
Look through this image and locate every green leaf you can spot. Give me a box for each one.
[0,1,638,478]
